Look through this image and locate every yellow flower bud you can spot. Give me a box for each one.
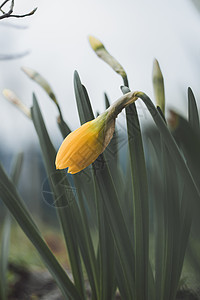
[88,35,127,79]
[56,91,137,174]
[88,36,104,51]
[152,59,165,114]
[21,67,58,105]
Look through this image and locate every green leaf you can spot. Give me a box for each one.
[10,152,24,185]
[94,178,116,300]
[0,163,81,300]
[171,112,200,192]
[55,85,100,298]
[57,115,71,139]
[160,141,180,300]
[104,92,110,109]
[168,110,200,298]
[172,182,193,300]
[188,87,200,132]
[74,71,116,299]
[148,111,181,300]
[74,72,137,298]
[74,70,94,124]
[94,167,135,299]
[0,215,11,300]
[72,176,99,298]
[104,93,120,165]
[0,152,24,300]
[103,93,124,202]
[137,92,200,200]
[137,92,200,299]
[31,94,86,298]
[147,139,165,300]
[122,86,152,300]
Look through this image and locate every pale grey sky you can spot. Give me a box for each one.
[0,0,200,149]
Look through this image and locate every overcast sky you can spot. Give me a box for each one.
[0,0,200,150]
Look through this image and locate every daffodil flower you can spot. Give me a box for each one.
[56,91,138,174]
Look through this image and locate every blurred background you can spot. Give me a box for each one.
[0,0,200,217]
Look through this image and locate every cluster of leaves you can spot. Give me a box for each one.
[0,37,200,300]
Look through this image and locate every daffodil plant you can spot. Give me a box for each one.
[0,35,199,300]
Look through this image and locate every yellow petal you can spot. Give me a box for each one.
[56,120,105,173]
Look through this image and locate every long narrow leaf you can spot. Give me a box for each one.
[0,215,11,300]
[0,163,81,300]
[56,78,100,298]
[137,92,199,298]
[188,87,200,132]
[147,139,165,300]
[161,141,180,300]
[31,94,86,298]
[122,86,151,300]
[74,71,116,299]
[74,72,137,298]
[0,152,24,300]
[136,92,200,201]
[74,71,94,124]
